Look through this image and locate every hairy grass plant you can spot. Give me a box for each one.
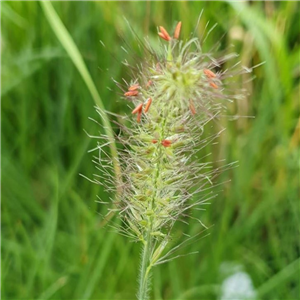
[86,19,253,300]
[2,2,299,300]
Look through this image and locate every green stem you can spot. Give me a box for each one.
[138,231,153,300]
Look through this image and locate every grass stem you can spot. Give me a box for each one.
[138,231,153,300]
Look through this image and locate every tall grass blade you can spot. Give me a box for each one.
[40,1,121,182]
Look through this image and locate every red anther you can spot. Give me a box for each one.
[161,139,172,147]
[204,69,216,78]
[174,21,182,39]
[146,80,153,88]
[125,90,139,97]
[209,81,218,89]
[158,26,171,41]
[158,32,169,41]
[189,100,196,115]
[132,103,143,114]
[151,139,158,144]
[159,26,170,37]
[144,98,152,113]
[137,111,142,123]
[128,84,139,91]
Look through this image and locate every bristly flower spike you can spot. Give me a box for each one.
[89,19,252,300]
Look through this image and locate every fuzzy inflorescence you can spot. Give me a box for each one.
[111,23,239,245]
[94,22,246,241]
[90,20,251,299]
[92,20,249,241]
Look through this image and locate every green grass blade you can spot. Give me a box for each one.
[257,258,300,297]
[40,1,121,183]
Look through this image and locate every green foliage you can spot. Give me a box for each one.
[2,1,299,300]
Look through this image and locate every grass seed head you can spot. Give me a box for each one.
[91,20,251,263]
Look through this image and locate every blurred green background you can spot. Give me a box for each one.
[2,1,299,300]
